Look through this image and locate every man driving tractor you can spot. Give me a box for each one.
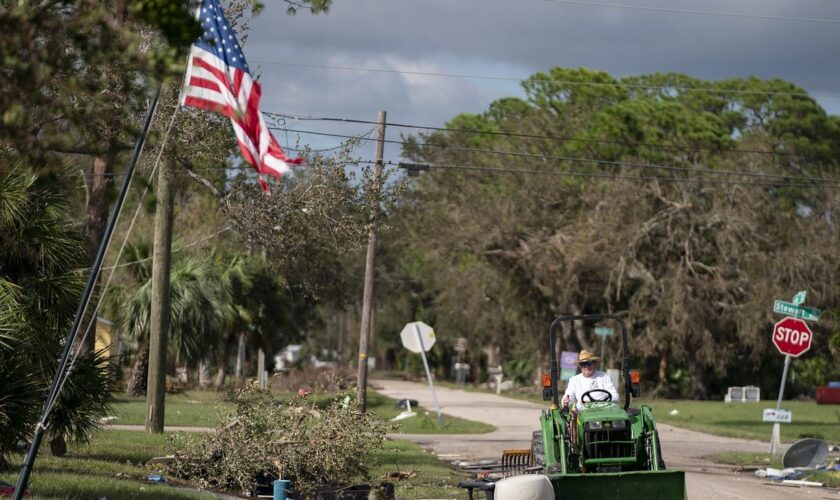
[562,349,619,410]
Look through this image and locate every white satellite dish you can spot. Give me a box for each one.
[783,438,829,468]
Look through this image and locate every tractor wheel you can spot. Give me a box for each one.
[530,430,545,471]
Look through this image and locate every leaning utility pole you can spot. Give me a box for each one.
[146,156,174,433]
[356,110,386,413]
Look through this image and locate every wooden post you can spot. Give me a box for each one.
[145,157,174,434]
[356,110,386,413]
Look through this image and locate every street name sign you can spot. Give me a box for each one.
[772,317,813,358]
[594,327,614,337]
[773,301,820,321]
[763,408,792,423]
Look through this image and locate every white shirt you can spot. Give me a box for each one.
[563,370,620,409]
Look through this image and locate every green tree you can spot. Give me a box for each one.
[0,153,113,466]
[383,68,840,398]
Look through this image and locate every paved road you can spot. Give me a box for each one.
[373,379,838,500]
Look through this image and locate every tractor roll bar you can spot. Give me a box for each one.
[548,314,631,411]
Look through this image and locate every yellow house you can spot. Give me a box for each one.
[95,317,119,360]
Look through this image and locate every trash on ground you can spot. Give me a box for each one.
[146,474,167,483]
[394,398,418,409]
[99,416,118,423]
[783,438,829,468]
[383,470,416,480]
[669,409,679,416]
[781,479,826,487]
[146,456,176,466]
[390,411,417,422]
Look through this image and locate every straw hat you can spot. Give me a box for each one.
[577,349,600,363]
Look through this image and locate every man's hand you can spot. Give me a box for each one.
[562,395,570,407]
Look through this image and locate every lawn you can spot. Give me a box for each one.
[439,382,840,443]
[639,399,840,443]
[1,430,465,499]
[0,431,209,499]
[112,389,494,434]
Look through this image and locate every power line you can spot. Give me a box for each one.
[189,158,840,189]
[250,61,840,99]
[269,126,840,185]
[384,160,840,189]
[265,111,808,159]
[542,0,840,24]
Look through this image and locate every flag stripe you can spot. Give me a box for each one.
[179,3,299,189]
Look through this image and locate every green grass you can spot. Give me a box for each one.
[112,391,232,428]
[639,399,840,443]
[1,429,465,499]
[112,389,494,434]
[0,431,209,499]
[371,439,467,499]
[366,391,495,434]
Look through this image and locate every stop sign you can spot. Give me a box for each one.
[772,316,813,357]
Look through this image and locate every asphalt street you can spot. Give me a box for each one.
[373,379,838,500]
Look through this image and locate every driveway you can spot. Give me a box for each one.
[373,379,837,500]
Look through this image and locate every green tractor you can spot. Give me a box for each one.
[528,314,686,499]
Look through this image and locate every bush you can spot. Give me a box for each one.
[166,382,388,495]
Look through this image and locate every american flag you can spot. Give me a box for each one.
[180,0,300,187]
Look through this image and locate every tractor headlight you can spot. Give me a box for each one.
[587,421,603,430]
[611,419,628,430]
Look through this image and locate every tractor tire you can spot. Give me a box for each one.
[531,430,546,471]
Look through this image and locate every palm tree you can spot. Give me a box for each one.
[112,243,225,396]
[0,153,112,466]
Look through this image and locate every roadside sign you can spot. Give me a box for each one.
[773,301,821,321]
[560,351,578,381]
[400,322,436,353]
[400,321,442,424]
[594,327,614,337]
[772,316,813,358]
[763,408,792,423]
[792,291,806,306]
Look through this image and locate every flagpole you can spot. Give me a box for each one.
[12,87,161,500]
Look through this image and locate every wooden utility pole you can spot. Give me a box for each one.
[146,157,174,433]
[356,110,386,413]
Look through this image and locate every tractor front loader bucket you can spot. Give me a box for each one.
[548,470,686,500]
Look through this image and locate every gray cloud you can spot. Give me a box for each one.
[243,0,840,157]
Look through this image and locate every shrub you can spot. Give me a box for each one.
[166,382,388,495]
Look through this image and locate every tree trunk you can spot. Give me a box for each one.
[213,365,227,390]
[49,435,67,457]
[658,351,668,385]
[198,359,211,388]
[81,155,112,354]
[127,342,149,396]
[688,356,708,400]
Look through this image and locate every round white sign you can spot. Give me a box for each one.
[400,321,436,353]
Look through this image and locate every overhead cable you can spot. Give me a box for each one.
[384,160,840,189]
[269,126,840,186]
[265,111,808,158]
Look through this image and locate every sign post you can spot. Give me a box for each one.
[594,327,614,365]
[400,321,443,424]
[768,306,815,456]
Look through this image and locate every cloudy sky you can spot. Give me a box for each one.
[243,0,840,162]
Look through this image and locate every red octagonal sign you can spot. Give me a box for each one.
[772,316,813,357]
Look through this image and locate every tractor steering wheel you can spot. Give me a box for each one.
[580,389,612,403]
